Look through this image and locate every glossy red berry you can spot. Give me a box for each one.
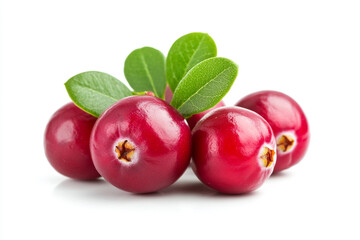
[90,95,191,193]
[44,103,100,180]
[236,90,310,173]
[191,107,276,194]
[187,101,225,130]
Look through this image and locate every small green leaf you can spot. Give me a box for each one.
[124,47,166,98]
[171,57,238,118]
[65,71,132,117]
[166,32,217,92]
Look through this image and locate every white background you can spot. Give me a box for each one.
[1,0,360,239]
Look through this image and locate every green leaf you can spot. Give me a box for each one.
[65,71,132,117]
[124,47,166,98]
[171,57,238,118]
[166,32,217,92]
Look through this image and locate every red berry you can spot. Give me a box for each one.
[44,103,100,180]
[90,96,191,193]
[187,101,225,130]
[236,90,310,173]
[191,107,276,194]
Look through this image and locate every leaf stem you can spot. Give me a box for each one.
[132,91,155,97]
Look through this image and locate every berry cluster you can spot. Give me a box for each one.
[44,33,309,194]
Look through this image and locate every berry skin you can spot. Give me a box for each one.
[191,107,276,194]
[90,95,191,193]
[187,101,225,130]
[236,90,310,173]
[44,103,100,180]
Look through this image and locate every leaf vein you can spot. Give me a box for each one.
[72,83,119,101]
[177,67,232,111]
[182,36,206,77]
[140,52,159,97]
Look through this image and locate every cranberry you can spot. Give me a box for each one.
[187,101,225,130]
[191,107,276,194]
[90,95,191,193]
[44,103,100,180]
[236,90,310,173]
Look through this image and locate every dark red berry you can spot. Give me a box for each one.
[90,95,191,193]
[236,90,310,173]
[44,103,100,180]
[191,107,276,194]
